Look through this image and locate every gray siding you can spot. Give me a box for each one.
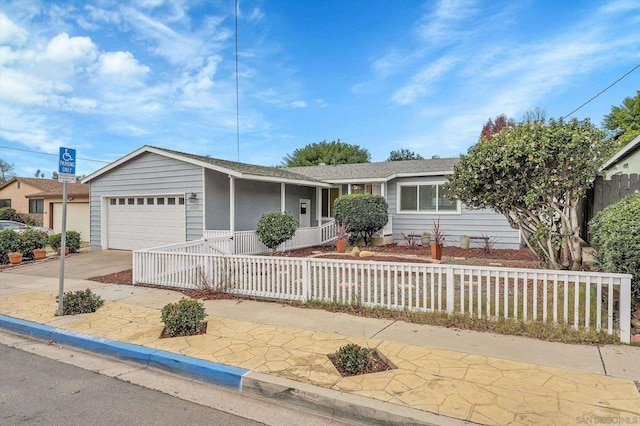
[284,185,318,227]
[387,177,521,249]
[204,169,230,230]
[235,180,281,231]
[89,152,203,250]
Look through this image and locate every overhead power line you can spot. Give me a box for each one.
[0,145,111,164]
[562,62,640,120]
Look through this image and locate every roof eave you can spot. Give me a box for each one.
[599,134,640,171]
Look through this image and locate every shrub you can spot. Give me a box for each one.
[49,231,82,253]
[161,298,207,337]
[332,343,373,376]
[334,194,388,246]
[59,288,104,315]
[256,211,298,252]
[19,228,49,259]
[0,229,22,264]
[589,192,640,301]
[0,207,23,222]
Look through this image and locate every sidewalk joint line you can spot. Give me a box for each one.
[597,346,608,376]
[370,319,397,339]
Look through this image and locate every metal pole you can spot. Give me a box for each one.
[57,181,68,316]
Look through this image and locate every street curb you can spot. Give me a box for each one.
[0,314,247,390]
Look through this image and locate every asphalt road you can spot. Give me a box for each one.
[0,343,264,426]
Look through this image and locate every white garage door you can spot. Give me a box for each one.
[53,202,90,241]
[107,195,186,250]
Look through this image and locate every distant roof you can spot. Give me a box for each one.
[0,177,89,198]
[288,158,459,183]
[600,134,640,171]
[83,145,330,187]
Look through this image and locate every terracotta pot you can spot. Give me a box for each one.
[57,247,70,256]
[430,243,442,260]
[33,249,47,260]
[336,239,347,253]
[8,252,23,264]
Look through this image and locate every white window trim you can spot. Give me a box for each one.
[396,181,461,215]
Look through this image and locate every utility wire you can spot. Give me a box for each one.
[234,0,240,162]
[0,145,111,163]
[562,62,640,120]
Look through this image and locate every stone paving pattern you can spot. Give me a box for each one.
[1,290,639,425]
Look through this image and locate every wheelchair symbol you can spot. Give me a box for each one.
[62,149,73,162]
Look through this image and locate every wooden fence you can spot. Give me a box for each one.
[584,173,639,241]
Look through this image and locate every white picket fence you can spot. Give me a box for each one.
[204,220,337,255]
[133,243,633,343]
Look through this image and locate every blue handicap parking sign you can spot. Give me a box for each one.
[59,147,76,175]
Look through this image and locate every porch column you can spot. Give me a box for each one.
[229,176,235,235]
[380,182,386,199]
[316,186,322,225]
[348,184,352,194]
[281,183,286,212]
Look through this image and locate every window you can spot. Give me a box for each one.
[137,198,144,205]
[118,198,125,205]
[29,199,44,214]
[147,198,154,205]
[127,198,135,205]
[398,183,458,213]
[0,199,10,208]
[178,197,185,205]
[110,199,116,205]
[167,197,176,205]
[157,197,165,205]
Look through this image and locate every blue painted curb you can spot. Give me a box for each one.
[0,314,248,390]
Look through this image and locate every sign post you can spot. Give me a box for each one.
[57,147,76,316]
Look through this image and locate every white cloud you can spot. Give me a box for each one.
[392,56,458,105]
[45,33,97,64]
[0,13,28,46]
[414,0,479,44]
[290,101,307,108]
[96,51,150,82]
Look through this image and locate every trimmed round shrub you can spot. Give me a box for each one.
[334,194,388,246]
[0,229,22,264]
[59,288,104,315]
[161,298,207,337]
[49,230,82,253]
[256,211,298,252]
[589,192,640,300]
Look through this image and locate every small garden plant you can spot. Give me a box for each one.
[161,298,207,337]
[58,288,104,315]
[49,231,82,253]
[328,343,392,376]
[256,211,298,252]
[0,229,22,264]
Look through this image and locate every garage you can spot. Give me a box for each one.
[107,195,186,250]
[52,202,90,241]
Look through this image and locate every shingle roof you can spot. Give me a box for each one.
[288,158,459,182]
[600,134,640,171]
[155,147,327,183]
[0,177,89,197]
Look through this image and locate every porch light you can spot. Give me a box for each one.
[188,193,197,203]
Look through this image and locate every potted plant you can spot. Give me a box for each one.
[430,219,445,260]
[33,248,47,260]
[421,231,430,246]
[460,234,470,249]
[8,251,22,264]
[335,222,348,253]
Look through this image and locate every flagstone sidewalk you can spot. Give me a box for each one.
[1,288,639,425]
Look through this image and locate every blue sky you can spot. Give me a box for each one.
[1,0,639,178]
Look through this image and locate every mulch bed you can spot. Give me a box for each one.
[159,322,208,338]
[88,244,543,287]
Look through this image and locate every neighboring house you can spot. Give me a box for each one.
[290,159,521,249]
[83,145,521,251]
[600,134,640,179]
[0,177,90,240]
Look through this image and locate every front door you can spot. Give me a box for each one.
[299,199,311,228]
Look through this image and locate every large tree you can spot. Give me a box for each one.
[387,148,424,161]
[447,118,611,270]
[479,114,515,141]
[0,159,15,185]
[282,139,370,167]
[602,90,640,147]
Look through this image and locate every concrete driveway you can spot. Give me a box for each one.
[2,250,132,280]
